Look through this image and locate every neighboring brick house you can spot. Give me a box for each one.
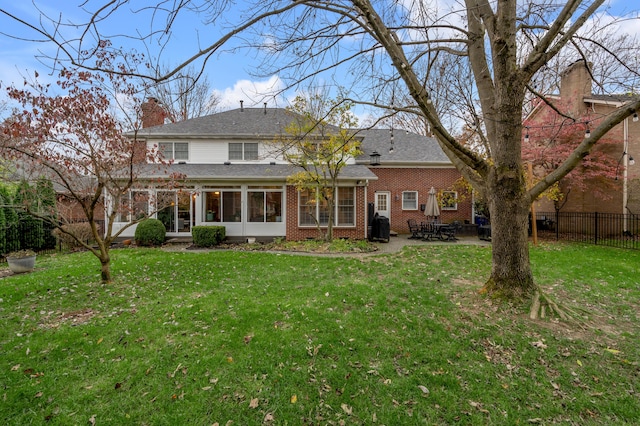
[525,60,640,215]
[114,102,471,240]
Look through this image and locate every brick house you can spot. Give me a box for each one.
[355,129,472,233]
[525,60,640,215]
[113,101,471,240]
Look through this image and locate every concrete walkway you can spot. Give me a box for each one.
[372,234,491,254]
[162,233,490,255]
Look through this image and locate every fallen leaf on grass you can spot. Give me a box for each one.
[249,398,259,408]
[531,341,547,349]
[417,385,429,395]
[290,394,297,404]
[469,400,489,414]
[10,364,20,371]
[341,403,353,415]
[34,391,43,398]
[89,414,96,425]
[605,348,621,355]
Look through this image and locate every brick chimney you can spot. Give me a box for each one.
[141,97,167,128]
[560,60,592,101]
[133,98,167,163]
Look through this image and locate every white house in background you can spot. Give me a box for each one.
[111,99,471,241]
[114,102,377,241]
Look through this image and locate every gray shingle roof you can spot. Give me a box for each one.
[353,128,451,165]
[584,93,640,104]
[135,108,339,138]
[135,163,377,181]
[134,107,452,166]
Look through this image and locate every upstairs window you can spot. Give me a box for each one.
[158,142,189,161]
[229,143,259,160]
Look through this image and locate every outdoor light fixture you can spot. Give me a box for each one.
[524,127,530,143]
[633,112,639,122]
[584,122,591,138]
[370,150,381,166]
[630,156,636,166]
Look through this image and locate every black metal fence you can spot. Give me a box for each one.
[534,211,640,250]
[1,219,105,263]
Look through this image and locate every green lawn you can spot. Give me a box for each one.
[1,243,638,425]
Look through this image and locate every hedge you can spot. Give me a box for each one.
[192,226,226,247]
[135,218,166,247]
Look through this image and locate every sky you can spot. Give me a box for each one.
[0,1,283,111]
[0,0,639,115]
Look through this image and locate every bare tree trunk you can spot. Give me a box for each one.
[483,179,536,299]
[100,255,111,283]
[481,75,536,299]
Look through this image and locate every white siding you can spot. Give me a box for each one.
[145,139,286,163]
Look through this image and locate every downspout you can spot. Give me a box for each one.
[364,182,368,239]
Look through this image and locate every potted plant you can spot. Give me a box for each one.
[5,249,37,274]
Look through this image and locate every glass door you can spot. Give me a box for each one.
[157,191,177,232]
[375,191,391,219]
[177,192,192,232]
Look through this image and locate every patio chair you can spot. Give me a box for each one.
[407,219,423,239]
[442,221,462,241]
[421,221,437,241]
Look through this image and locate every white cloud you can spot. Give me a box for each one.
[213,75,287,111]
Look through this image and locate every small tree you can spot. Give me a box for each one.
[272,94,361,241]
[523,100,620,206]
[0,57,172,282]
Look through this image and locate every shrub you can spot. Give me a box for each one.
[135,219,166,246]
[192,226,225,247]
[52,223,94,249]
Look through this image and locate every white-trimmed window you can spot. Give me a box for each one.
[202,187,242,222]
[248,186,283,223]
[229,142,259,160]
[158,142,189,161]
[116,190,150,222]
[299,187,355,227]
[441,191,458,210]
[402,191,418,210]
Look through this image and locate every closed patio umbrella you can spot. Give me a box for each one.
[424,187,440,219]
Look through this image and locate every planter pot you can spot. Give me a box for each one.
[7,255,36,274]
[246,237,256,244]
